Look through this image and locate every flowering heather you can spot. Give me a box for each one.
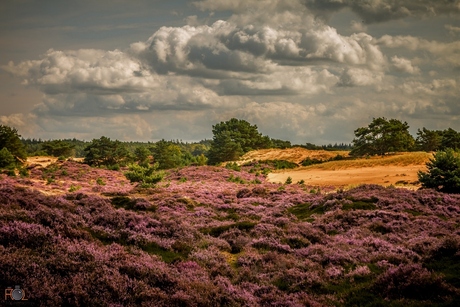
[1,164,460,306]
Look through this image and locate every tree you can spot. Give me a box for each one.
[151,140,184,169]
[41,140,75,157]
[207,131,244,165]
[0,125,27,162]
[350,117,415,156]
[84,136,130,167]
[416,128,442,152]
[207,118,272,164]
[271,138,291,149]
[440,128,460,150]
[134,146,151,163]
[0,147,16,169]
[418,149,460,193]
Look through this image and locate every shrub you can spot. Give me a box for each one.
[69,184,81,192]
[225,162,241,171]
[0,147,16,169]
[285,177,292,184]
[374,263,454,301]
[418,149,460,193]
[301,157,322,166]
[124,163,164,186]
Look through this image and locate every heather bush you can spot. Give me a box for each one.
[374,263,455,301]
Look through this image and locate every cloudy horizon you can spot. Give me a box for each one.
[1,0,459,144]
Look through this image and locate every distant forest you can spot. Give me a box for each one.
[9,117,460,168]
[20,138,352,159]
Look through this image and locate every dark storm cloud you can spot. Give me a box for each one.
[303,0,460,23]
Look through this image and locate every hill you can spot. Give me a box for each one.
[238,147,350,165]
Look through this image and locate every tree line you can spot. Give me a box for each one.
[350,117,460,157]
[1,118,460,193]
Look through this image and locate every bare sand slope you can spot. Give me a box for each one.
[267,165,426,188]
[26,156,58,168]
[266,152,432,189]
[26,156,84,168]
[239,147,349,165]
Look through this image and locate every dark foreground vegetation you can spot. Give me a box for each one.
[1,160,460,306]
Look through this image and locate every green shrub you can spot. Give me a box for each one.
[124,163,164,185]
[19,167,29,177]
[225,162,241,171]
[285,176,292,184]
[0,147,16,169]
[106,164,120,171]
[418,149,460,193]
[69,184,81,192]
[301,157,322,166]
[96,177,106,185]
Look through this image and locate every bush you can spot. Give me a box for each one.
[124,163,164,186]
[301,157,322,166]
[0,147,16,169]
[225,162,241,171]
[418,149,460,193]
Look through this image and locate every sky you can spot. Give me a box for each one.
[1,0,460,144]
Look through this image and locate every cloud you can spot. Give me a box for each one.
[390,56,420,74]
[194,0,460,23]
[132,19,386,76]
[377,35,460,68]
[303,0,460,23]
[350,20,367,32]
[2,49,155,94]
[445,24,460,35]
[337,68,384,87]
[3,0,460,143]
[0,113,39,137]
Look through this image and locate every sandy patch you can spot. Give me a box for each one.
[267,165,427,189]
[238,147,349,165]
[26,156,84,168]
[26,156,58,168]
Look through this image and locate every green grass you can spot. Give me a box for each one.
[287,203,326,220]
[404,209,424,216]
[111,196,137,210]
[142,242,187,264]
[343,201,377,211]
[200,221,257,237]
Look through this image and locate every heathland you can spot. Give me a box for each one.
[1,152,459,306]
[1,120,460,306]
